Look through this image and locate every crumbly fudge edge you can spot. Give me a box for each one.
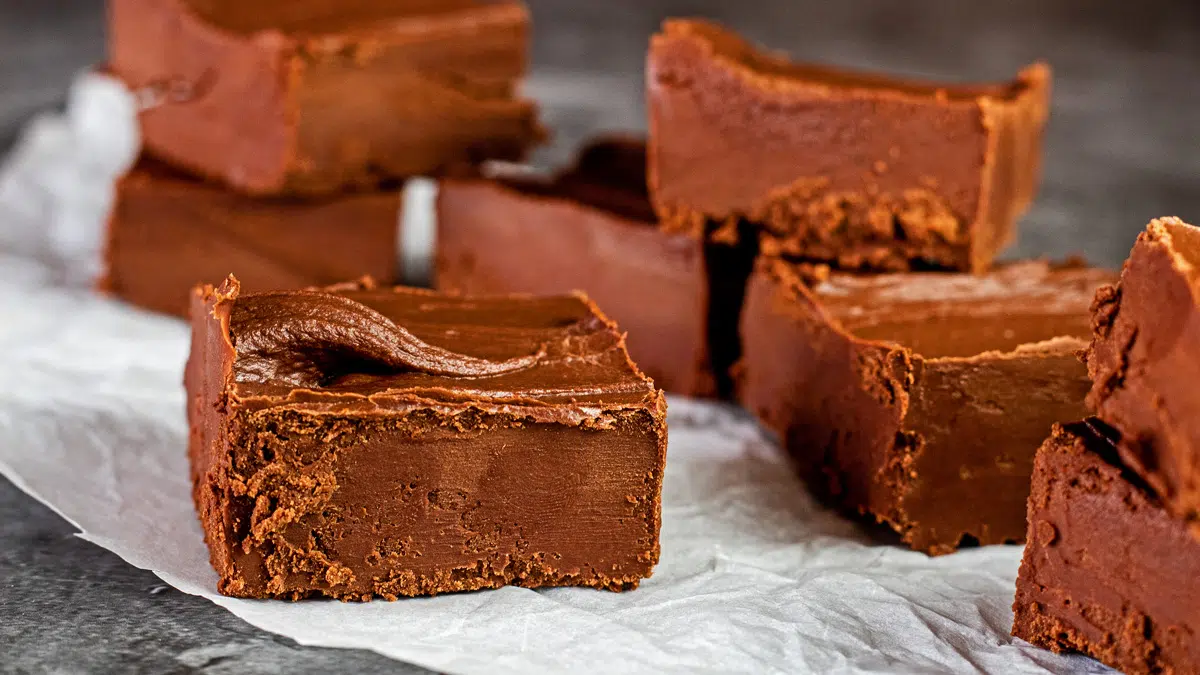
[1011,422,1190,675]
[208,400,665,601]
[185,277,668,601]
[645,22,1052,272]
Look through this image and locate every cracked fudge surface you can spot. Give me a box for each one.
[647,19,1050,272]
[1012,420,1200,675]
[99,157,400,317]
[737,259,1114,554]
[1084,217,1200,531]
[110,0,543,196]
[185,276,666,600]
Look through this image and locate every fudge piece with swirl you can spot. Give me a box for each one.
[185,275,666,600]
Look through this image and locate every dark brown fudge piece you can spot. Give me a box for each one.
[1084,217,1200,529]
[185,276,666,599]
[1012,420,1200,674]
[110,0,543,196]
[98,157,399,317]
[437,138,723,397]
[647,19,1051,272]
[737,258,1114,554]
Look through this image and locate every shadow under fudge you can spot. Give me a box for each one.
[185,276,666,600]
[436,137,756,398]
[737,258,1115,555]
[646,18,1050,273]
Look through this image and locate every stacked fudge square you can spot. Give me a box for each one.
[100,0,543,316]
[1012,217,1200,674]
[437,136,743,397]
[438,18,1117,556]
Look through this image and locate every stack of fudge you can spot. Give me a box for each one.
[134,8,1197,671]
[440,19,1119,556]
[1012,217,1200,674]
[99,0,543,315]
[107,0,672,601]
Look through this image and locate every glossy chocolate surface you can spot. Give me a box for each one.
[815,260,1107,357]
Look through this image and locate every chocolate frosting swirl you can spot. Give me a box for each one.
[230,290,544,386]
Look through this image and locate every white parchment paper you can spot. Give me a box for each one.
[0,74,1113,675]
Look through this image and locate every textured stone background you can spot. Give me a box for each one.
[2,0,1197,672]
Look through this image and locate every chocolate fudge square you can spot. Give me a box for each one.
[737,258,1114,554]
[437,137,728,398]
[647,19,1050,272]
[110,0,543,196]
[1084,217,1200,528]
[99,157,400,317]
[185,276,666,599]
[1013,420,1200,675]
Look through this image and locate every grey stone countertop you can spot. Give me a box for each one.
[2,0,1198,672]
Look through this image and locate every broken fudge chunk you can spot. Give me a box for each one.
[737,258,1113,554]
[1013,420,1200,675]
[647,19,1050,272]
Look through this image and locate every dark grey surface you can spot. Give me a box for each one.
[0,480,418,675]
[1,1,1198,673]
